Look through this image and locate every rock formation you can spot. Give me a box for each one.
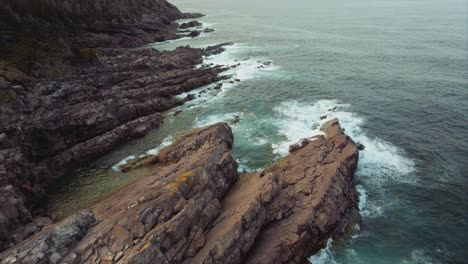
[180,21,203,29]
[0,0,362,261]
[0,42,233,250]
[0,119,360,263]
[0,0,231,250]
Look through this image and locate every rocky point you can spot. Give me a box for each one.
[0,119,360,263]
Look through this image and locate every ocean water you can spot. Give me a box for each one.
[49,0,468,262]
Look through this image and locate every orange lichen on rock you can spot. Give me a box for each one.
[167,171,196,193]
[141,242,151,252]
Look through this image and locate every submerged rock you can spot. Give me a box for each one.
[357,142,366,151]
[203,28,215,33]
[0,120,360,263]
[188,30,201,38]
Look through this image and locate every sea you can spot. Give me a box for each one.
[49,0,468,263]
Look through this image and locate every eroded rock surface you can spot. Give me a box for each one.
[1,122,238,264]
[0,119,360,263]
[0,43,232,250]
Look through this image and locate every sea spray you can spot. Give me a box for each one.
[272,100,416,220]
[309,239,338,264]
[112,135,174,171]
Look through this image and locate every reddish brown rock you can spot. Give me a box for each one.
[0,119,360,263]
[184,118,359,264]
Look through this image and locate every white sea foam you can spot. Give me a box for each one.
[309,239,339,264]
[146,135,174,155]
[111,155,136,171]
[172,44,279,110]
[112,135,174,171]
[194,112,244,127]
[236,158,258,173]
[200,43,279,82]
[272,99,415,180]
[356,185,367,211]
[272,100,416,220]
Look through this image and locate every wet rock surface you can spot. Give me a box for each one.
[0,120,360,263]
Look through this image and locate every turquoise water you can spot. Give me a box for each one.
[50,0,468,262]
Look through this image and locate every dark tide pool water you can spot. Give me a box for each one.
[49,0,468,263]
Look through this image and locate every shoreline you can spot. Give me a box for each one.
[0,119,361,264]
[0,3,232,250]
[0,1,363,262]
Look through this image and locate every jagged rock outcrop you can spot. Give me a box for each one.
[0,43,232,251]
[0,119,360,263]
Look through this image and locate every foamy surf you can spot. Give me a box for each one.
[194,112,245,127]
[112,135,174,172]
[272,99,416,221]
[111,155,136,171]
[145,135,174,155]
[309,239,339,264]
[199,43,280,82]
[170,44,279,111]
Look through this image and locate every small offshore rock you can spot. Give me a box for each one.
[184,94,196,102]
[180,21,202,29]
[189,31,201,38]
[231,115,241,124]
[357,143,365,151]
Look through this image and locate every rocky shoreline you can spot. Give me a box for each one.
[0,0,362,262]
[0,119,360,264]
[0,0,228,251]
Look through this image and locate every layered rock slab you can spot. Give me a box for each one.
[0,119,360,263]
[185,118,359,264]
[0,43,231,250]
[0,123,239,263]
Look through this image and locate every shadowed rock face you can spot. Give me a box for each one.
[0,0,187,47]
[0,119,360,264]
